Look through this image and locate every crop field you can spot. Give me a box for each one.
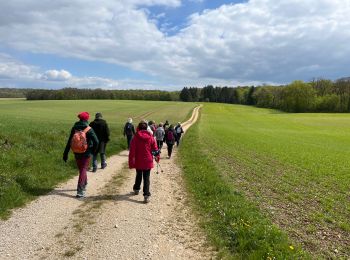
[179,103,350,258]
[0,99,196,219]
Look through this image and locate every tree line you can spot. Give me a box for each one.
[0,88,29,98]
[3,77,350,112]
[24,88,180,101]
[180,78,350,112]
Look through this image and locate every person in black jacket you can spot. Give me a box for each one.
[165,124,176,159]
[174,122,184,146]
[89,112,110,172]
[123,118,135,150]
[63,112,99,197]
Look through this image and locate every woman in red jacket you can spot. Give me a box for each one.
[129,120,159,203]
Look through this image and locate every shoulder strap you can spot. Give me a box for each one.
[83,126,91,133]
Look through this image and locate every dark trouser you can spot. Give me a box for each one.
[126,135,133,150]
[176,134,182,146]
[167,143,174,157]
[92,141,107,169]
[133,169,151,196]
[157,140,163,150]
[75,156,91,194]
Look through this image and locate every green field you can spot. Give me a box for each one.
[179,103,350,258]
[0,99,196,219]
[2,99,349,258]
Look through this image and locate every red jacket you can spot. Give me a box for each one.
[129,130,158,170]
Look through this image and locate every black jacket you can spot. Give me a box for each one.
[124,122,135,136]
[89,118,110,142]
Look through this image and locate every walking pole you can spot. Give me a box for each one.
[157,162,164,173]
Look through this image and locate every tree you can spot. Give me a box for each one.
[180,87,192,102]
[281,81,316,112]
[188,87,200,101]
[201,85,216,102]
[246,86,256,105]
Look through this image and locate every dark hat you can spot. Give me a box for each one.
[95,112,102,119]
[138,120,148,130]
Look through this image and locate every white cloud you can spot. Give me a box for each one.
[1,0,350,87]
[0,53,40,80]
[127,0,181,7]
[171,0,350,83]
[0,53,174,89]
[41,70,72,81]
[67,76,170,90]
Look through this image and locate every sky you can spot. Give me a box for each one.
[0,0,350,90]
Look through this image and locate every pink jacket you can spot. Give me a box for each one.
[129,130,158,170]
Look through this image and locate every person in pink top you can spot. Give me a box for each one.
[129,120,159,203]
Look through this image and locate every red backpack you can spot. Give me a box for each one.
[167,130,174,141]
[71,126,91,153]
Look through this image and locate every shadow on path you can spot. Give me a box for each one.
[48,189,77,199]
[85,192,146,204]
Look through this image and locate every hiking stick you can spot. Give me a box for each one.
[157,162,164,173]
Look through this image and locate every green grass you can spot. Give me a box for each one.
[180,103,350,258]
[0,99,196,219]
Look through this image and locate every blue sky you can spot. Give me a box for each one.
[147,0,246,35]
[0,0,350,90]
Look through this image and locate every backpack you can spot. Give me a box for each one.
[71,126,91,153]
[125,123,133,135]
[176,126,182,134]
[167,130,174,141]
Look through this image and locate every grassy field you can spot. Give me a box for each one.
[179,103,350,258]
[0,99,196,219]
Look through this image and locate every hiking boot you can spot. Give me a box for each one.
[101,163,107,169]
[92,168,97,173]
[144,195,150,203]
[133,190,139,195]
[76,193,85,198]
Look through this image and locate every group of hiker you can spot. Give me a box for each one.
[63,112,184,202]
[124,119,184,158]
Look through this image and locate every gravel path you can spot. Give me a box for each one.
[0,106,215,259]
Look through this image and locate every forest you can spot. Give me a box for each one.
[23,88,180,101]
[180,78,350,112]
[2,77,350,112]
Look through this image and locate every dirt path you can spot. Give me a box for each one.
[0,106,214,259]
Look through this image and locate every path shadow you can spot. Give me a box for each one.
[48,189,77,199]
[84,192,145,204]
[47,189,146,204]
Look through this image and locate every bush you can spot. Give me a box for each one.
[315,94,341,112]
